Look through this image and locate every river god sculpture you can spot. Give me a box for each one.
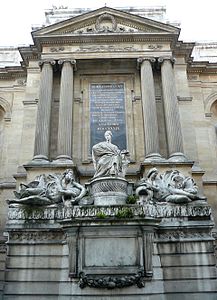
[136,168,206,204]
[9,169,87,206]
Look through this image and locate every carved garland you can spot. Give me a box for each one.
[78,270,145,289]
[95,13,117,31]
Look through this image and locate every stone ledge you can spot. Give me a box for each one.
[7,202,212,222]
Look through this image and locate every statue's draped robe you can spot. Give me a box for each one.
[92,141,122,178]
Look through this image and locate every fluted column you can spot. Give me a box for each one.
[138,57,163,161]
[159,57,187,161]
[33,60,55,161]
[55,59,76,162]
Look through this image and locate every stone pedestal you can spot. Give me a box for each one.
[3,200,217,299]
[88,177,131,205]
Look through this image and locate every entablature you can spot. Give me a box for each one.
[0,66,26,80]
[187,61,217,75]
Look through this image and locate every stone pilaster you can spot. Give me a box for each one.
[55,60,76,162]
[158,57,187,162]
[33,60,55,162]
[138,57,163,161]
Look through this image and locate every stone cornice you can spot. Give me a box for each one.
[18,45,40,67]
[174,41,195,62]
[187,61,217,74]
[35,32,176,44]
[0,66,26,79]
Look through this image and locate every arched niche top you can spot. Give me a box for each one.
[204,92,217,116]
[0,97,12,121]
[211,100,217,118]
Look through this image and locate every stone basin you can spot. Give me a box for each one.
[88,177,129,205]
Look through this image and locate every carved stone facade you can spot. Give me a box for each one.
[0,5,217,299]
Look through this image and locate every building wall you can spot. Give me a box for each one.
[0,7,217,234]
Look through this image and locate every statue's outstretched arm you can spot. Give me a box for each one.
[73,181,87,200]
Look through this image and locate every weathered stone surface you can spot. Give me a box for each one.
[0,5,217,300]
[6,256,68,269]
[158,266,217,279]
[159,253,216,266]
[84,237,138,267]
[7,202,213,221]
[157,241,215,254]
[88,177,130,205]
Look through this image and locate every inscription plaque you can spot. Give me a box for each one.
[90,83,127,150]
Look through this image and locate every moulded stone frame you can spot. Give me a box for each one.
[80,74,136,162]
[66,223,155,281]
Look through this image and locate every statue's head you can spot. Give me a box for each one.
[63,169,74,182]
[104,130,112,142]
[147,168,158,179]
[171,171,184,187]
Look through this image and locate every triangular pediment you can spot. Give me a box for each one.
[32,6,179,39]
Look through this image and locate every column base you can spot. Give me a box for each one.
[30,155,49,164]
[168,152,188,162]
[52,155,74,164]
[144,153,165,162]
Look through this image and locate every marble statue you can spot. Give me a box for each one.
[9,169,87,206]
[136,168,206,204]
[47,169,87,205]
[92,130,129,178]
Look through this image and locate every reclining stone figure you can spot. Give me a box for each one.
[136,168,206,204]
[9,169,87,206]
